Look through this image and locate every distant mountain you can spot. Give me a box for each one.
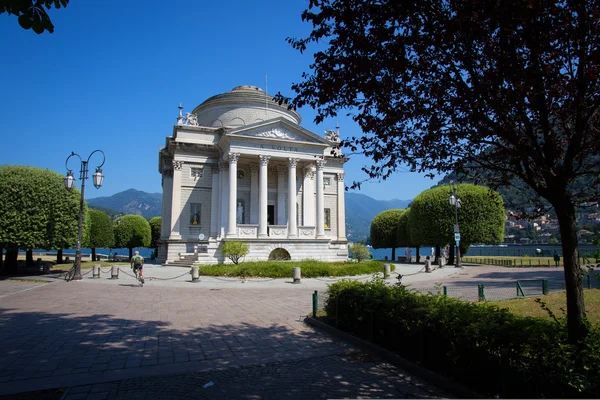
[87,189,162,219]
[345,193,412,242]
[86,188,410,241]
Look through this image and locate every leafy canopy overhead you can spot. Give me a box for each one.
[370,209,404,249]
[113,215,151,250]
[0,0,69,34]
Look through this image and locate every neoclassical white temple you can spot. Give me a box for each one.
[158,85,349,264]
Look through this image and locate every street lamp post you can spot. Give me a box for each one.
[449,184,462,268]
[65,150,105,281]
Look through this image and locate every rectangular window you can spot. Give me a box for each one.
[324,208,331,229]
[191,167,204,178]
[190,203,201,225]
[323,177,331,186]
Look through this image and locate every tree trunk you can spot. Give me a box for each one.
[391,247,396,261]
[91,247,96,262]
[128,248,133,259]
[415,247,420,263]
[448,244,455,265]
[56,249,63,264]
[26,249,34,266]
[4,249,18,274]
[0,247,3,269]
[555,199,588,342]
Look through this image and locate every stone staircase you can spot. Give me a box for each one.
[166,253,197,268]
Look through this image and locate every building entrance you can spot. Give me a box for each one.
[268,205,275,225]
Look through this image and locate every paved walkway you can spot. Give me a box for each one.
[0,266,453,399]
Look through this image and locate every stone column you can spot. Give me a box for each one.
[161,168,173,239]
[250,164,259,224]
[337,173,346,240]
[258,155,270,238]
[210,164,220,237]
[316,159,326,238]
[169,160,183,239]
[288,158,299,237]
[303,168,315,226]
[277,166,286,225]
[227,153,240,237]
[219,161,228,238]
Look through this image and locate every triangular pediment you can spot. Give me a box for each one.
[226,118,330,146]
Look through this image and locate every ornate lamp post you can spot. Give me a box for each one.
[65,150,105,280]
[449,184,462,268]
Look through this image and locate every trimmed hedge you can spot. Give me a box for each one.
[324,279,600,398]
[199,260,387,278]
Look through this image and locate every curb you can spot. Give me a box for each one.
[304,316,483,399]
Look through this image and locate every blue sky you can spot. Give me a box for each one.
[0,0,442,201]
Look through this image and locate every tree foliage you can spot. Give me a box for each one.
[408,184,505,251]
[396,208,414,247]
[220,241,249,264]
[0,165,81,256]
[86,210,114,261]
[349,242,371,262]
[370,209,404,249]
[149,216,161,251]
[283,0,600,341]
[0,0,69,34]
[113,215,151,258]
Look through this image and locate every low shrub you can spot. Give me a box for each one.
[199,260,387,278]
[324,279,600,398]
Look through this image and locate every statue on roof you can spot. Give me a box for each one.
[185,112,199,126]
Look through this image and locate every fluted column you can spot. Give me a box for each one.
[316,159,326,238]
[277,166,286,225]
[227,153,240,237]
[337,173,346,240]
[303,168,315,226]
[169,160,183,239]
[210,164,220,237]
[250,164,259,224]
[258,155,270,237]
[218,161,228,238]
[161,168,173,239]
[288,158,299,237]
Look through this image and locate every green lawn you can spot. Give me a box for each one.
[199,260,387,278]
[462,255,599,267]
[490,289,600,325]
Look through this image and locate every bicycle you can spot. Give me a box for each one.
[133,266,145,286]
[64,263,76,282]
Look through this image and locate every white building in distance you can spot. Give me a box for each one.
[158,85,348,264]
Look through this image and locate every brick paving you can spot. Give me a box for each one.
[0,279,449,399]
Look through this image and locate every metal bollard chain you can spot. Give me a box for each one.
[146,271,192,281]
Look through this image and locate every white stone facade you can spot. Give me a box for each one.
[158,85,348,264]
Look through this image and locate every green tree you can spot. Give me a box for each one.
[113,215,151,259]
[408,184,505,263]
[149,216,161,259]
[220,241,249,264]
[283,0,599,341]
[349,242,370,262]
[0,0,69,34]
[85,210,114,261]
[0,165,81,273]
[396,208,421,262]
[370,209,404,260]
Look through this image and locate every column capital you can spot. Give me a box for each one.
[277,165,287,175]
[259,155,271,166]
[228,152,240,163]
[288,158,299,167]
[250,164,259,173]
[211,164,220,174]
[219,161,228,170]
[316,159,327,169]
[162,169,173,177]
[172,160,183,170]
[305,170,315,180]
[337,173,345,182]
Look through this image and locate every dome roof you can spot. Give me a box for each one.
[192,86,301,128]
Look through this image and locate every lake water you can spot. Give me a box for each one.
[370,244,599,260]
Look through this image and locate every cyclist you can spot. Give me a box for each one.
[130,251,145,285]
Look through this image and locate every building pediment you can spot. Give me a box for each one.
[225,118,330,146]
